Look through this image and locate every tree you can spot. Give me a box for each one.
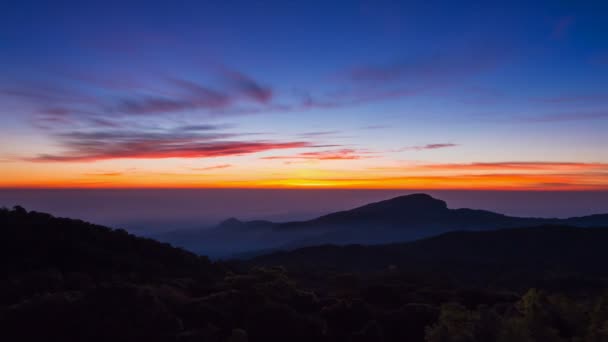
[425,303,481,342]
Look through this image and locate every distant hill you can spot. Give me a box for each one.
[276,193,608,231]
[157,193,608,258]
[251,225,608,288]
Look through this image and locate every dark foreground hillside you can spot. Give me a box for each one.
[3,206,608,341]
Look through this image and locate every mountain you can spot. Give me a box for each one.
[0,206,219,283]
[0,206,334,341]
[251,225,608,289]
[157,193,608,258]
[158,217,279,257]
[276,193,608,230]
[4,205,608,341]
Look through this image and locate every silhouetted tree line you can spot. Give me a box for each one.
[2,206,608,341]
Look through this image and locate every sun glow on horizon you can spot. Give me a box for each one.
[2,159,607,190]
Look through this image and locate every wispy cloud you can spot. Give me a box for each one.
[4,44,509,137]
[3,67,275,132]
[526,111,608,122]
[190,164,232,171]
[398,143,458,151]
[341,43,505,85]
[413,161,608,171]
[84,172,124,177]
[221,69,273,103]
[261,149,374,161]
[297,131,341,137]
[264,161,608,189]
[114,82,230,115]
[28,126,312,162]
[261,172,608,190]
[360,124,388,130]
[534,93,608,104]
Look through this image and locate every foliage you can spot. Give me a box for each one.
[2,207,608,341]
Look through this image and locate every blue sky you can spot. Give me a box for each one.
[1,0,607,189]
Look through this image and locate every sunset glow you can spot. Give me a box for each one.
[1,2,607,191]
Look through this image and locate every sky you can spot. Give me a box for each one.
[1,1,608,190]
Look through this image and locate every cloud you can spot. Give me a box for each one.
[0,84,98,105]
[342,44,505,85]
[88,118,123,128]
[40,107,72,116]
[261,149,374,161]
[190,164,232,171]
[415,161,608,171]
[360,124,388,130]
[177,124,232,132]
[265,161,608,189]
[535,94,608,104]
[4,68,274,131]
[297,131,341,137]
[221,69,273,103]
[263,172,608,190]
[526,111,608,122]
[28,128,312,162]
[304,43,509,110]
[84,172,124,177]
[114,93,229,115]
[293,88,423,113]
[398,143,458,151]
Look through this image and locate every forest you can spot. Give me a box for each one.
[2,206,608,341]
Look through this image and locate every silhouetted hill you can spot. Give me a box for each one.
[0,207,326,341]
[4,206,608,341]
[252,225,608,288]
[277,193,608,231]
[158,193,608,258]
[279,194,452,230]
[0,206,218,282]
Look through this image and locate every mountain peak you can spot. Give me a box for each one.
[359,193,448,213]
[218,217,243,228]
[391,193,441,202]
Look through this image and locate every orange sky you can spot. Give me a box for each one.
[3,159,607,190]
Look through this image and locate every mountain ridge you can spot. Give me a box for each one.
[157,193,608,258]
[251,224,608,284]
